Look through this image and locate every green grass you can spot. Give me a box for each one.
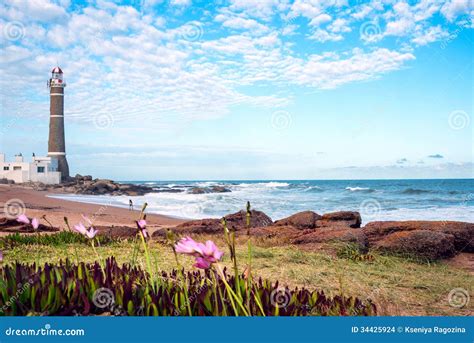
[0,231,116,248]
[1,235,472,316]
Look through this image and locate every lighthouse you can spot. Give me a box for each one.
[47,66,69,181]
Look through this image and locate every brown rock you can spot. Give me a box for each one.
[292,227,368,250]
[152,210,273,238]
[251,225,306,241]
[373,230,456,260]
[275,211,322,229]
[363,221,474,253]
[224,210,273,231]
[317,211,362,228]
[160,218,222,235]
[96,225,137,239]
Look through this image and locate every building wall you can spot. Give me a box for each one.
[0,154,61,184]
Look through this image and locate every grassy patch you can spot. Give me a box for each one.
[1,237,472,316]
[0,231,116,248]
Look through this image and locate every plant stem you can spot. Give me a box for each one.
[215,264,249,316]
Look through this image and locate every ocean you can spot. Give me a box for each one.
[49,179,474,224]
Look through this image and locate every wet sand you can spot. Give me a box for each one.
[0,185,184,234]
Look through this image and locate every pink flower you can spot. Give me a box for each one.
[17,214,30,224]
[174,237,224,269]
[85,227,98,239]
[193,257,211,269]
[17,215,40,230]
[137,219,146,229]
[136,219,149,239]
[201,240,224,262]
[73,222,88,235]
[31,218,39,230]
[175,236,203,255]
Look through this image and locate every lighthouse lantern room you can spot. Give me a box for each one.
[49,66,66,87]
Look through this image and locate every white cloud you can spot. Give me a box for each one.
[411,25,450,46]
[309,28,343,42]
[385,17,415,36]
[215,14,269,33]
[228,0,285,20]
[3,0,68,22]
[441,0,473,21]
[0,0,467,134]
[170,0,191,7]
[309,13,332,26]
[352,5,373,20]
[282,48,415,89]
[328,18,351,33]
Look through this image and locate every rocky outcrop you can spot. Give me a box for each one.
[363,221,474,253]
[188,186,231,194]
[0,217,59,233]
[373,230,456,261]
[157,218,222,236]
[292,227,368,250]
[275,211,322,230]
[317,211,362,228]
[38,175,154,196]
[152,210,273,238]
[251,225,307,242]
[96,225,137,239]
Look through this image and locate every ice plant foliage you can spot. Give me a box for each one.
[0,258,376,316]
[175,237,224,269]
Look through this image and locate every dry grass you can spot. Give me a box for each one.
[2,234,473,316]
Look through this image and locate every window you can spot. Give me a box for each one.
[3,166,8,171]
[37,166,45,173]
[13,166,21,171]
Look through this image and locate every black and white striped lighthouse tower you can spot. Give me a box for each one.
[48,66,69,181]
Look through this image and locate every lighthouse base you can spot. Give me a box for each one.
[49,155,70,182]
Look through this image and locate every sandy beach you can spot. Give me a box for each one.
[0,185,184,235]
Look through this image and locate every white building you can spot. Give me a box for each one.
[0,153,61,184]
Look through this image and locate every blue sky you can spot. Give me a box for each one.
[0,0,472,180]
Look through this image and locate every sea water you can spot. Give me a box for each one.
[50,179,474,224]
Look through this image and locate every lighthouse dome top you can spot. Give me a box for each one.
[51,66,63,74]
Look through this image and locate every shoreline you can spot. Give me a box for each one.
[0,185,184,235]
